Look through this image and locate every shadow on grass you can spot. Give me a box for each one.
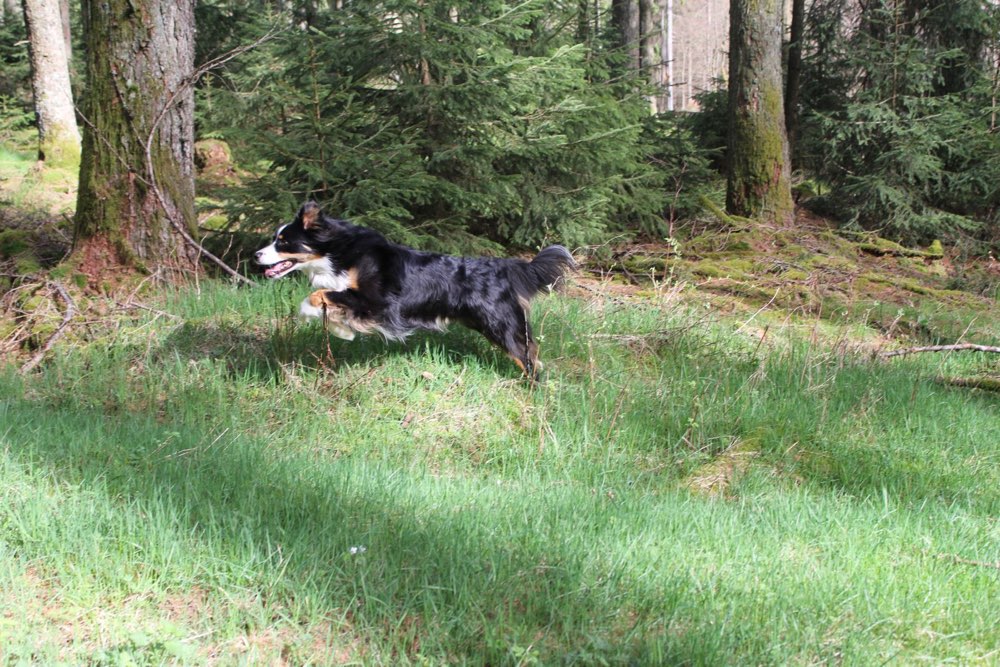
[0,395,681,664]
[157,317,525,384]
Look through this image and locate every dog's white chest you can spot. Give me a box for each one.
[302,258,351,291]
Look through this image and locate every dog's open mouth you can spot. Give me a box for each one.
[263,259,297,279]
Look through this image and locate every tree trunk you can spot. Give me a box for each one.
[3,0,21,23]
[73,0,199,283]
[612,0,640,73]
[576,0,592,43]
[59,0,70,63]
[662,0,674,111]
[640,0,659,112]
[785,0,805,160]
[22,0,80,166]
[726,0,793,224]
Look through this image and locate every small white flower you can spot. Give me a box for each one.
[349,545,367,555]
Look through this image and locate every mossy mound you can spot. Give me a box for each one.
[587,209,997,348]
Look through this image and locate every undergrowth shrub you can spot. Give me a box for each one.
[196,0,675,253]
[798,0,1000,245]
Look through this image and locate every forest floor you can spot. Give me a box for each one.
[2,137,999,664]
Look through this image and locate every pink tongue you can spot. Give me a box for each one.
[265,260,293,278]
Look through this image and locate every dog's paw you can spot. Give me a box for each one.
[299,293,327,320]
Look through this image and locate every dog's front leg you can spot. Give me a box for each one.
[300,290,356,341]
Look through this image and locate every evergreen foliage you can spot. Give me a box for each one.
[197,1,675,252]
[0,15,31,119]
[798,0,1000,243]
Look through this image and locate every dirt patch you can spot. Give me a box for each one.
[683,439,760,498]
[207,620,366,666]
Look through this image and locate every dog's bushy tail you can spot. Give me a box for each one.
[511,245,576,302]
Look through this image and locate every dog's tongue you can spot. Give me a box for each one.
[264,260,294,278]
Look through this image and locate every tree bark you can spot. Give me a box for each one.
[640,0,659,112]
[726,0,794,224]
[785,0,805,158]
[576,0,592,43]
[22,0,80,166]
[612,0,641,73]
[59,0,70,63]
[73,0,199,283]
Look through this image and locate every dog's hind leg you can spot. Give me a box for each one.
[477,306,542,382]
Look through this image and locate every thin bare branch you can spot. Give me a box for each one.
[934,552,1000,571]
[882,343,1000,358]
[19,281,75,374]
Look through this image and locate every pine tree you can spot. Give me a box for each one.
[800,0,1000,242]
[211,1,666,251]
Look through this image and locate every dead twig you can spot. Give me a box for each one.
[936,376,1000,392]
[882,343,1000,358]
[933,552,1000,571]
[113,300,181,320]
[19,281,76,374]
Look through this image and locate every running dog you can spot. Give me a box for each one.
[254,202,574,379]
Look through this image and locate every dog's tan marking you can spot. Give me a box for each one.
[279,251,323,263]
[302,201,321,229]
[347,266,360,291]
[308,289,332,308]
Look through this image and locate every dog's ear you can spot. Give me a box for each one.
[300,201,321,229]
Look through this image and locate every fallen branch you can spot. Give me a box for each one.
[19,281,76,374]
[882,343,1000,358]
[858,242,943,260]
[936,376,1000,392]
[933,552,1000,571]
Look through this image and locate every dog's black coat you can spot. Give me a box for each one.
[255,202,575,378]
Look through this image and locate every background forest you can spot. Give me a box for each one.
[4,0,1000,256]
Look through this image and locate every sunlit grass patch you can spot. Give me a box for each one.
[1,277,998,664]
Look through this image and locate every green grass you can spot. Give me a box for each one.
[1,278,999,664]
[0,128,78,215]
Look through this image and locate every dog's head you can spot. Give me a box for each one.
[254,201,333,279]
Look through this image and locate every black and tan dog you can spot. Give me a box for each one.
[255,202,574,379]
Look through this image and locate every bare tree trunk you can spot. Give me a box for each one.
[640,0,659,112]
[73,0,199,283]
[577,0,592,43]
[22,0,80,166]
[726,0,794,224]
[59,0,70,63]
[612,0,641,73]
[785,0,805,161]
[663,0,674,111]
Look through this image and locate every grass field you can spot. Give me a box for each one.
[1,275,998,665]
